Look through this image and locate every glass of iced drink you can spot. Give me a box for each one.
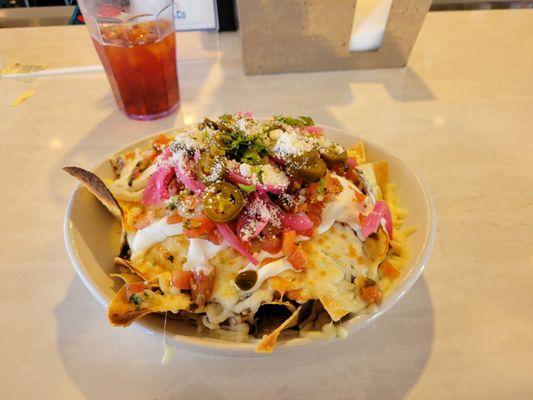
[78,0,180,120]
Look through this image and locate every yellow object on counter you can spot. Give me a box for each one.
[10,89,36,107]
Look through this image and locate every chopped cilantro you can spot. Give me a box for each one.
[129,293,142,310]
[318,178,325,196]
[299,116,315,126]
[166,195,180,211]
[275,115,315,127]
[218,114,234,123]
[238,183,256,193]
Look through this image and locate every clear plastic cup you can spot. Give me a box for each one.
[78,0,180,120]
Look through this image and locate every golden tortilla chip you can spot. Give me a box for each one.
[114,257,149,281]
[349,141,367,164]
[108,285,190,327]
[268,224,363,322]
[63,166,123,220]
[363,227,390,278]
[372,160,389,194]
[256,306,301,353]
[130,235,190,281]
[253,302,297,338]
[110,272,144,285]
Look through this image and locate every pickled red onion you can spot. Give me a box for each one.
[303,125,323,136]
[227,168,287,194]
[174,159,205,194]
[362,200,393,239]
[226,169,251,186]
[216,223,258,265]
[142,164,174,205]
[236,192,270,240]
[279,212,314,231]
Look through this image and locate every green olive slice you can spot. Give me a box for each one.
[203,182,244,222]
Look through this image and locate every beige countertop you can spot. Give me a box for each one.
[1,9,532,400]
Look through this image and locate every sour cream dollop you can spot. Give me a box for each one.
[317,175,367,235]
[128,217,228,275]
[129,217,183,258]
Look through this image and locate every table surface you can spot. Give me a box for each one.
[1,9,532,400]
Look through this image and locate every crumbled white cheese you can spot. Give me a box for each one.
[273,130,315,158]
[261,164,289,187]
[238,163,288,188]
[170,132,204,152]
[238,196,277,241]
[236,117,247,132]
[239,163,253,177]
[203,158,225,183]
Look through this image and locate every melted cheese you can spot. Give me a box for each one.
[183,238,228,274]
[243,258,295,293]
[317,175,366,235]
[356,164,381,202]
[129,217,183,258]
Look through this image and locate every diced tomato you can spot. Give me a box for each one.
[206,229,222,245]
[379,261,400,279]
[306,210,322,226]
[332,158,359,183]
[124,150,135,161]
[287,246,307,271]
[346,157,358,169]
[152,134,170,151]
[354,191,366,203]
[171,269,193,290]
[191,272,214,307]
[167,213,183,224]
[183,215,216,238]
[300,227,315,238]
[260,235,283,254]
[282,230,297,255]
[293,202,307,213]
[306,182,321,203]
[324,173,342,196]
[301,227,316,238]
[125,282,147,299]
[306,202,324,216]
[360,278,382,304]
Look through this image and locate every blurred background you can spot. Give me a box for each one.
[0,0,531,29]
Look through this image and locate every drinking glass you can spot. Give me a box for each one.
[78,0,180,120]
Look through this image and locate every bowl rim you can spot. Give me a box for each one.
[63,123,436,356]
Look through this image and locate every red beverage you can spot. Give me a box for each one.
[92,21,180,120]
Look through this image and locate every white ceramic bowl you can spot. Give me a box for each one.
[64,125,436,356]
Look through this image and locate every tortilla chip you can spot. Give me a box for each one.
[268,224,362,322]
[256,306,301,353]
[372,160,389,194]
[363,227,390,278]
[130,235,190,281]
[108,285,190,327]
[63,166,122,220]
[114,257,149,281]
[253,302,297,338]
[349,141,367,164]
[110,272,144,285]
